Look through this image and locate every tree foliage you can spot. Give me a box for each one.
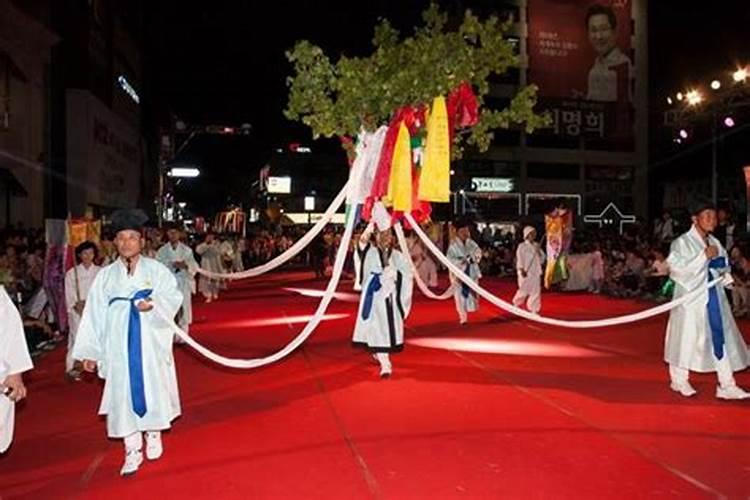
[285,4,549,157]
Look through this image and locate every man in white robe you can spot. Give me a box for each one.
[353,224,413,378]
[64,241,101,380]
[447,219,482,324]
[196,233,223,302]
[513,226,545,314]
[665,201,750,400]
[156,224,198,342]
[0,285,32,453]
[73,209,184,476]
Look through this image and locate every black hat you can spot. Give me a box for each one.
[110,209,149,234]
[75,240,98,257]
[163,221,183,231]
[688,197,715,216]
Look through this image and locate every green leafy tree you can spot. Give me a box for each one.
[285,3,549,158]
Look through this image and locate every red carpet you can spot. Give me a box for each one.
[1,272,749,498]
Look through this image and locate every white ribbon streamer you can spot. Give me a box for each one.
[393,223,453,300]
[195,182,349,281]
[156,207,357,368]
[405,213,723,329]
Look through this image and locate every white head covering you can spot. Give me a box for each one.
[523,226,536,240]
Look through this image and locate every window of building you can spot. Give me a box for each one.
[527,162,580,180]
[460,160,520,177]
[525,133,580,149]
[585,165,633,181]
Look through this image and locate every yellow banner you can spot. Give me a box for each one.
[386,122,413,212]
[67,219,102,247]
[418,95,450,202]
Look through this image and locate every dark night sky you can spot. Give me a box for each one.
[144,1,750,215]
[145,0,435,214]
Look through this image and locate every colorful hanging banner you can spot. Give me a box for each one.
[418,96,451,203]
[544,208,574,288]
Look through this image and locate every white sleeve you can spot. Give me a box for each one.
[0,287,33,376]
[71,273,107,362]
[667,238,707,287]
[64,269,77,315]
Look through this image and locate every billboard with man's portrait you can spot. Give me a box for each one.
[528,0,634,146]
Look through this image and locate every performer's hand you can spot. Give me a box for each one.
[722,273,735,288]
[74,301,85,315]
[136,299,153,312]
[2,373,26,402]
[705,246,719,259]
[360,222,375,244]
[82,360,97,373]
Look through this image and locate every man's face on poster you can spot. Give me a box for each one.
[588,13,616,57]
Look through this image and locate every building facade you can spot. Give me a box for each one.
[0,0,57,227]
[454,0,648,228]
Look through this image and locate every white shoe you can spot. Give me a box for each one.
[145,432,163,460]
[670,382,697,397]
[716,385,750,400]
[120,449,143,476]
[379,365,392,379]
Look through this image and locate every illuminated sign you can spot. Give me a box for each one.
[267,176,291,194]
[117,75,140,104]
[471,177,515,193]
[304,196,315,211]
[583,202,636,234]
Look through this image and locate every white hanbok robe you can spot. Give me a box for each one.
[0,285,33,452]
[665,226,749,372]
[447,238,482,317]
[72,257,183,438]
[64,263,101,371]
[513,240,545,313]
[196,241,223,298]
[353,246,413,352]
[156,242,198,331]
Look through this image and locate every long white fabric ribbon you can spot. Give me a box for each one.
[405,213,722,329]
[156,206,356,368]
[157,190,724,368]
[195,182,348,281]
[393,223,453,300]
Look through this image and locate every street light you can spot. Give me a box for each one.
[711,80,721,90]
[686,89,703,106]
[168,167,200,178]
[733,68,748,83]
